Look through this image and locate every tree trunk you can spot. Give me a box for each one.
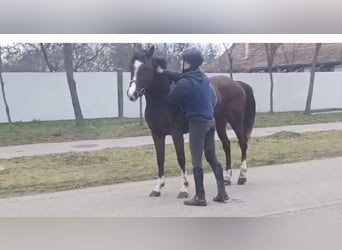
[163,43,168,58]
[39,43,57,72]
[265,44,274,113]
[0,45,12,124]
[229,56,233,79]
[305,43,322,114]
[63,43,84,126]
[265,43,280,114]
[268,66,274,113]
[139,96,144,126]
[223,43,234,79]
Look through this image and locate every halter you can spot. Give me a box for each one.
[129,79,145,97]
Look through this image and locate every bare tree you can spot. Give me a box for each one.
[2,43,49,72]
[305,43,322,114]
[280,43,301,72]
[73,44,106,72]
[0,45,12,124]
[63,43,84,126]
[39,43,58,72]
[265,43,281,113]
[223,43,235,79]
[133,43,143,50]
[3,43,216,73]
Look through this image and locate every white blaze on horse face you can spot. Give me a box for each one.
[153,176,165,193]
[132,60,143,82]
[127,60,143,98]
[127,82,136,97]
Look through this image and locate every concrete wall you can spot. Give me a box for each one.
[0,72,341,123]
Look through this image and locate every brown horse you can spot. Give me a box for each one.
[127,46,256,198]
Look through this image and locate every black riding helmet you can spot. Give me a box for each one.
[182,47,204,69]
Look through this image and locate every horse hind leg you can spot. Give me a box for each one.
[229,112,248,185]
[172,133,189,199]
[237,131,248,185]
[216,118,232,186]
[235,125,248,185]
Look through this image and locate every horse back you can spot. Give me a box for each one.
[209,75,246,114]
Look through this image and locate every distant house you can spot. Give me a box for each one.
[203,43,342,73]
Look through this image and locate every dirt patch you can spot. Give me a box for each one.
[72,144,98,148]
[266,131,302,139]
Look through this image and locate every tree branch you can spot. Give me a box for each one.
[73,44,106,71]
[39,43,57,72]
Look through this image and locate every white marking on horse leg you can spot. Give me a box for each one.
[225,169,232,182]
[180,184,189,193]
[239,160,247,178]
[127,82,136,97]
[180,171,189,194]
[153,176,165,193]
[181,170,188,183]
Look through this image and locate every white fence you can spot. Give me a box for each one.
[0,72,341,123]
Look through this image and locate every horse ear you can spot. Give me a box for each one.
[146,45,155,58]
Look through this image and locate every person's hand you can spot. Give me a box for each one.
[169,82,176,91]
[156,66,164,74]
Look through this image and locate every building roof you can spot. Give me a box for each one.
[204,43,342,72]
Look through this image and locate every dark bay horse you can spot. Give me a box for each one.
[127,46,256,198]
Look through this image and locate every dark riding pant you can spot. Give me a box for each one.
[189,117,225,198]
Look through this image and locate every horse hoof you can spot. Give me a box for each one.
[237,177,247,185]
[224,179,232,186]
[149,191,161,197]
[177,191,189,199]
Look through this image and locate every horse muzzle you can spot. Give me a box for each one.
[127,80,145,101]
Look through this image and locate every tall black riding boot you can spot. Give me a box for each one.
[213,180,229,202]
[184,167,207,206]
[212,163,229,202]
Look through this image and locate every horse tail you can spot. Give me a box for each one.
[236,81,256,140]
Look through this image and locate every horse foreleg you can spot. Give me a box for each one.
[172,132,189,199]
[150,132,166,197]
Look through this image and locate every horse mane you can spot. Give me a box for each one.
[130,50,147,64]
[143,56,171,97]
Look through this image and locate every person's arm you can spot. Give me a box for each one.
[156,67,182,82]
[164,70,182,82]
[166,78,192,105]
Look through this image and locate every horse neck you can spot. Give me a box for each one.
[145,74,171,101]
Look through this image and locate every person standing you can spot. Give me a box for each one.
[159,47,229,206]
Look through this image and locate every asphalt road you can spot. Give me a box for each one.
[0,157,341,217]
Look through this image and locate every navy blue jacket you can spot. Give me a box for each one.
[164,69,217,121]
